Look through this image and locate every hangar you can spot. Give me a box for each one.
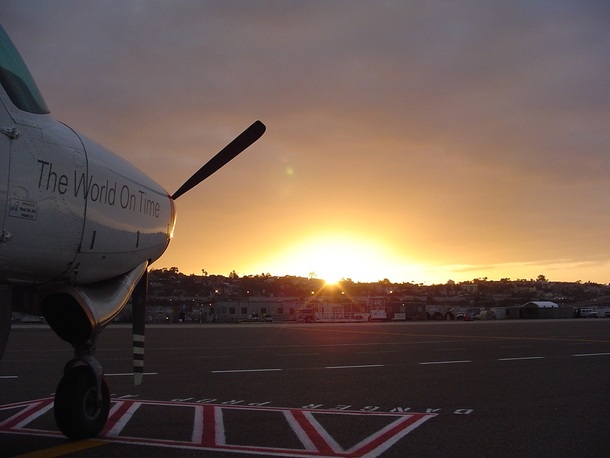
[519,301,572,319]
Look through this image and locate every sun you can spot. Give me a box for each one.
[263,233,406,283]
[309,239,364,283]
[323,275,342,286]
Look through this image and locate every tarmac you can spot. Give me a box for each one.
[1,319,610,457]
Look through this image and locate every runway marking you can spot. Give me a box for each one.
[497,356,545,361]
[0,375,18,379]
[418,360,471,365]
[206,350,610,374]
[0,398,436,457]
[573,352,610,357]
[325,364,384,369]
[296,325,610,344]
[105,372,158,377]
[359,350,398,354]
[0,398,54,431]
[277,352,321,356]
[211,368,282,373]
[103,400,141,437]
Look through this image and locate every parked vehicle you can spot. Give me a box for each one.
[579,308,598,318]
[369,308,389,322]
[296,308,316,323]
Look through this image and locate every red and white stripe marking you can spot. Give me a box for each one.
[0,397,436,457]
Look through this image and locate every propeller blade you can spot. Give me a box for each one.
[171,120,266,200]
[132,268,148,386]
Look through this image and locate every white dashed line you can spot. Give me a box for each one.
[211,368,283,374]
[106,372,158,377]
[325,364,384,369]
[208,351,610,374]
[573,352,610,357]
[497,356,545,361]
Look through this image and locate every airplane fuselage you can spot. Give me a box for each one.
[0,23,264,440]
[0,108,175,286]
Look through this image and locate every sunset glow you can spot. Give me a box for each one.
[6,3,610,285]
[261,233,409,283]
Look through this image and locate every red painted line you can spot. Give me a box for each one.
[0,398,53,430]
[291,408,336,456]
[350,413,432,456]
[102,400,133,436]
[0,398,437,457]
[106,401,142,438]
[201,404,217,447]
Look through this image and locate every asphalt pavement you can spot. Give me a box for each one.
[1,319,609,457]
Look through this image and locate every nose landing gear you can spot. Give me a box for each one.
[54,347,110,439]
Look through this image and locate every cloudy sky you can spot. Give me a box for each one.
[3,1,610,284]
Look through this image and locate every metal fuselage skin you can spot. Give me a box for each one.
[0,25,175,348]
[0,43,175,287]
[0,111,176,286]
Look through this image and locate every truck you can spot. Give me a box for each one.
[578,308,598,318]
[369,308,389,321]
[295,308,316,322]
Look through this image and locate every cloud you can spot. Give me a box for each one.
[3,1,610,282]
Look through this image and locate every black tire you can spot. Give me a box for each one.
[54,366,110,440]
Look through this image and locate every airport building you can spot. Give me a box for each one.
[106,296,610,324]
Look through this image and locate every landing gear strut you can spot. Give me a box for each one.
[54,345,110,439]
[41,263,150,439]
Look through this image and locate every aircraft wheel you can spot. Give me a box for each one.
[54,366,110,439]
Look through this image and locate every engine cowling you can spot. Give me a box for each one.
[41,262,148,345]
